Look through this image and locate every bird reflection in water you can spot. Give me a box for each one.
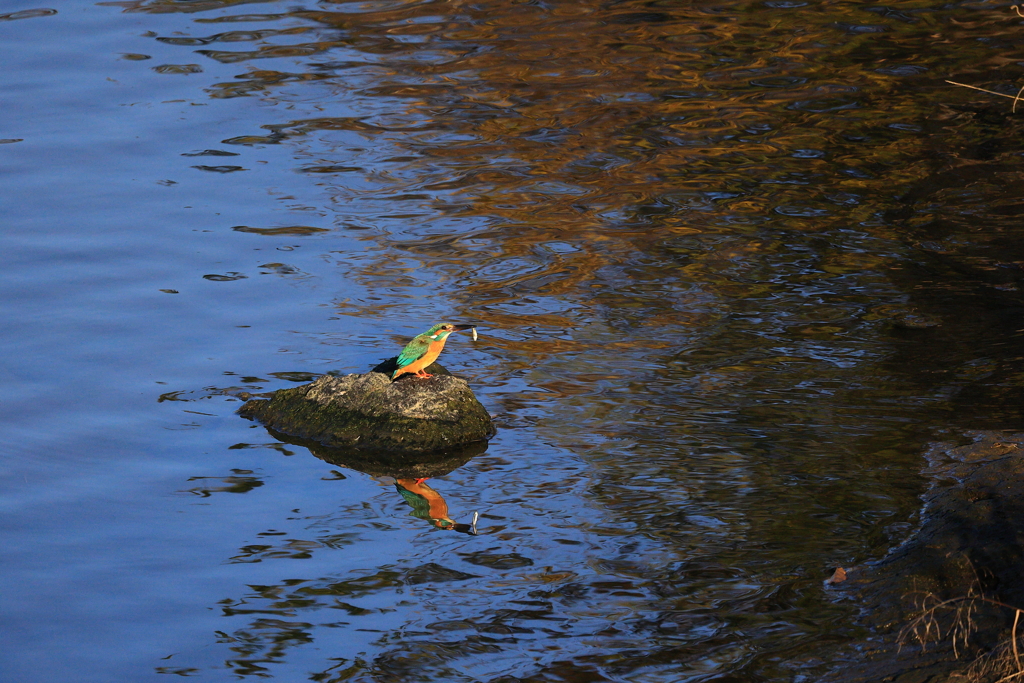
[395,479,478,534]
[258,427,488,534]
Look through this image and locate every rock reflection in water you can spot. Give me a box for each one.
[270,425,486,530]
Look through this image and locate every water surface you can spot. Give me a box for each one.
[3,1,1024,681]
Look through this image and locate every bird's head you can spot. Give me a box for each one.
[425,322,474,340]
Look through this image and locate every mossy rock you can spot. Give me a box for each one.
[238,362,494,454]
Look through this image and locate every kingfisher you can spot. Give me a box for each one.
[392,322,476,381]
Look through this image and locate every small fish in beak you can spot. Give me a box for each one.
[451,324,477,341]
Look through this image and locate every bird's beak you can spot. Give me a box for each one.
[453,324,476,331]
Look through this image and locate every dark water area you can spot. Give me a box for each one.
[3,0,1024,680]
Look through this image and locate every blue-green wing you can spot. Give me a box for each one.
[396,335,430,368]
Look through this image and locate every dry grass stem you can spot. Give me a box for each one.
[1014,610,1022,671]
[946,7,1024,112]
[902,591,1024,683]
[946,81,1021,101]
[1013,84,1024,114]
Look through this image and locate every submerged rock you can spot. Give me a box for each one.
[238,362,495,454]
[825,432,1024,682]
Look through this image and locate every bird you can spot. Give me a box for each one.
[391,322,476,381]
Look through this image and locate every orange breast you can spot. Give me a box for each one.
[400,337,448,375]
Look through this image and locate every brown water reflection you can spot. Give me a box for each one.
[120,0,1014,349]
[97,0,1024,680]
